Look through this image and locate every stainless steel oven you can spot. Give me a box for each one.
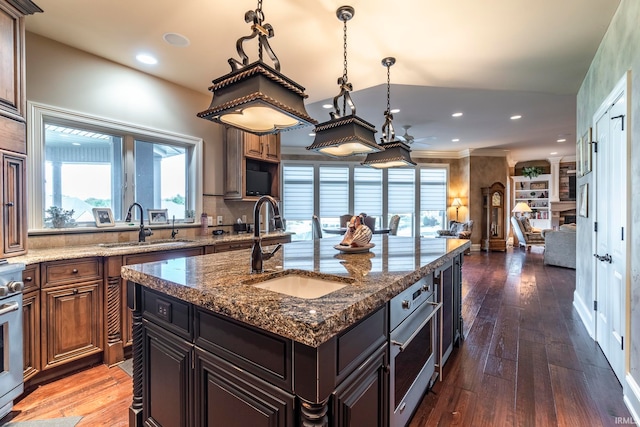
[0,261,25,420]
[389,275,441,427]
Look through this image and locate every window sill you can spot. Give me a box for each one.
[28,222,201,236]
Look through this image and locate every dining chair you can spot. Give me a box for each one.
[361,215,376,233]
[389,215,401,235]
[312,215,323,239]
[340,214,353,228]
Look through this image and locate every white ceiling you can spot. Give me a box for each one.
[25,0,620,162]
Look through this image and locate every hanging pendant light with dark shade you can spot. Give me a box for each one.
[306,6,380,157]
[197,0,316,135]
[362,57,416,168]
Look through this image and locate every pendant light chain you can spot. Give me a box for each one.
[257,0,264,62]
[386,62,391,115]
[342,18,349,115]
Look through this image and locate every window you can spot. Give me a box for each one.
[419,168,447,236]
[282,165,314,241]
[354,167,382,229]
[281,161,448,239]
[388,169,415,236]
[319,166,349,228]
[29,103,202,229]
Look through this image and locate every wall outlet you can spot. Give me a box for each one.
[207,216,213,226]
[241,215,247,223]
[217,215,223,225]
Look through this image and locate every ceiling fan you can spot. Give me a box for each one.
[397,125,431,147]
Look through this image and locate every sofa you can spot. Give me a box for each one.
[437,220,474,239]
[543,223,576,269]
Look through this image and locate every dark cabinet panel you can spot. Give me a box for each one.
[195,349,294,427]
[142,321,193,427]
[333,344,388,427]
[22,290,40,381]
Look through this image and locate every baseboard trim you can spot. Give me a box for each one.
[573,290,594,339]
[624,373,640,425]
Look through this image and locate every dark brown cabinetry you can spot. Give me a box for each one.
[0,0,41,258]
[224,128,281,201]
[22,264,40,381]
[129,285,388,427]
[40,258,103,370]
[436,254,464,366]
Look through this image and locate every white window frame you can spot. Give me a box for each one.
[27,102,203,230]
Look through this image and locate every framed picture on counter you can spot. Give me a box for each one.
[148,209,168,224]
[93,207,115,227]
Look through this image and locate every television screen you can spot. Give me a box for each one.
[246,170,271,196]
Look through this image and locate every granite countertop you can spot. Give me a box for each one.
[9,232,291,264]
[121,235,470,347]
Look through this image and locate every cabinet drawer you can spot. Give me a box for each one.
[214,241,253,253]
[142,287,192,341]
[22,263,40,293]
[42,258,102,287]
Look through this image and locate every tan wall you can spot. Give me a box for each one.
[468,156,509,244]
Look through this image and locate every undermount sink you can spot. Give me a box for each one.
[98,239,193,248]
[252,274,347,299]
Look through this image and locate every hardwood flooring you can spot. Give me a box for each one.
[3,248,633,426]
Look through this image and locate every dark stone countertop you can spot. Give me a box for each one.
[121,235,470,347]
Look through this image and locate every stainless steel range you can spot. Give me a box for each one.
[0,261,25,420]
[389,274,442,427]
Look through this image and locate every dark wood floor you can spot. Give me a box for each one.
[5,248,633,426]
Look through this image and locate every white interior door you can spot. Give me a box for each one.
[593,78,627,383]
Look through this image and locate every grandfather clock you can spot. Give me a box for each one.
[482,182,507,251]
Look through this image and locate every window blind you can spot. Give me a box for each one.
[420,168,447,211]
[319,166,349,217]
[354,167,382,217]
[282,165,314,220]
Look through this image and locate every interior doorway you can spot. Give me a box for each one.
[592,72,629,383]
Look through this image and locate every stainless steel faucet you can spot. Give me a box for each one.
[251,195,284,273]
[125,202,153,242]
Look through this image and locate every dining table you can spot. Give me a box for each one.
[322,227,391,235]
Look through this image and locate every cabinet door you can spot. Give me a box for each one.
[2,152,26,256]
[224,128,244,200]
[22,290,40,381]
[41,282,103,369]
[262,134,280,162]
[332,345,387,427]
[143,321,193,427]
[244,133,264,159]
[194,349,295,427]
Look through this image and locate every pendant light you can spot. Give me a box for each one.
[306,6,380,157]
[362,57,416,168]
[198,0,316,135]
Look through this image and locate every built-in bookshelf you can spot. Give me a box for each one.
[511,174,551,229]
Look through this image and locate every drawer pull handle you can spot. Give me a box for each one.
[72,269,79,274]
[73,288,79,294]
[5,201,14,207]
[24,276,33,282]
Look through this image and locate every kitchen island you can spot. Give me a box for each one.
[122,235,469,427]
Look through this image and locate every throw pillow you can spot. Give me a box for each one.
[519,217,532,232]
[449,222,464,234]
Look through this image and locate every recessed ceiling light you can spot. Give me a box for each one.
[510,115,522,120]
[390,108,400,114]
[550,152,558,155]
[72,142,81,146]
[452,112,463,117]
[557,138,566,142]
[136,53,157,65]
[322,104,333,109]
[452,138,460,142]
[308,132,316,137]
[162,32,190,47]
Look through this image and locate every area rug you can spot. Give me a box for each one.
[117,358,133,377]
[3,416,83,427]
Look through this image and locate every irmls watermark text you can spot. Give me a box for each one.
[614,416,638,425]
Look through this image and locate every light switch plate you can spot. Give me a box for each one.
[207,216,213,226]
[217,215,223,225]
[241,215,247,223]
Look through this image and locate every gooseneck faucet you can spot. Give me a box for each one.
[251,195,284,274]
[125,202,153,242]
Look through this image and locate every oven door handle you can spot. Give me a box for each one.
[0,301,20,316]
[391,301,442,352]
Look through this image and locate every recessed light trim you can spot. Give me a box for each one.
[163,32,190,47]
[390,108,400,114]
[136,53,158,65]
[451,112,463,117]
[550,152,558,155]
[452,138,460,142]
[322,104,333,109]
[510,115,522,120]
[557,138,566,142]
[308,132,316,137]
